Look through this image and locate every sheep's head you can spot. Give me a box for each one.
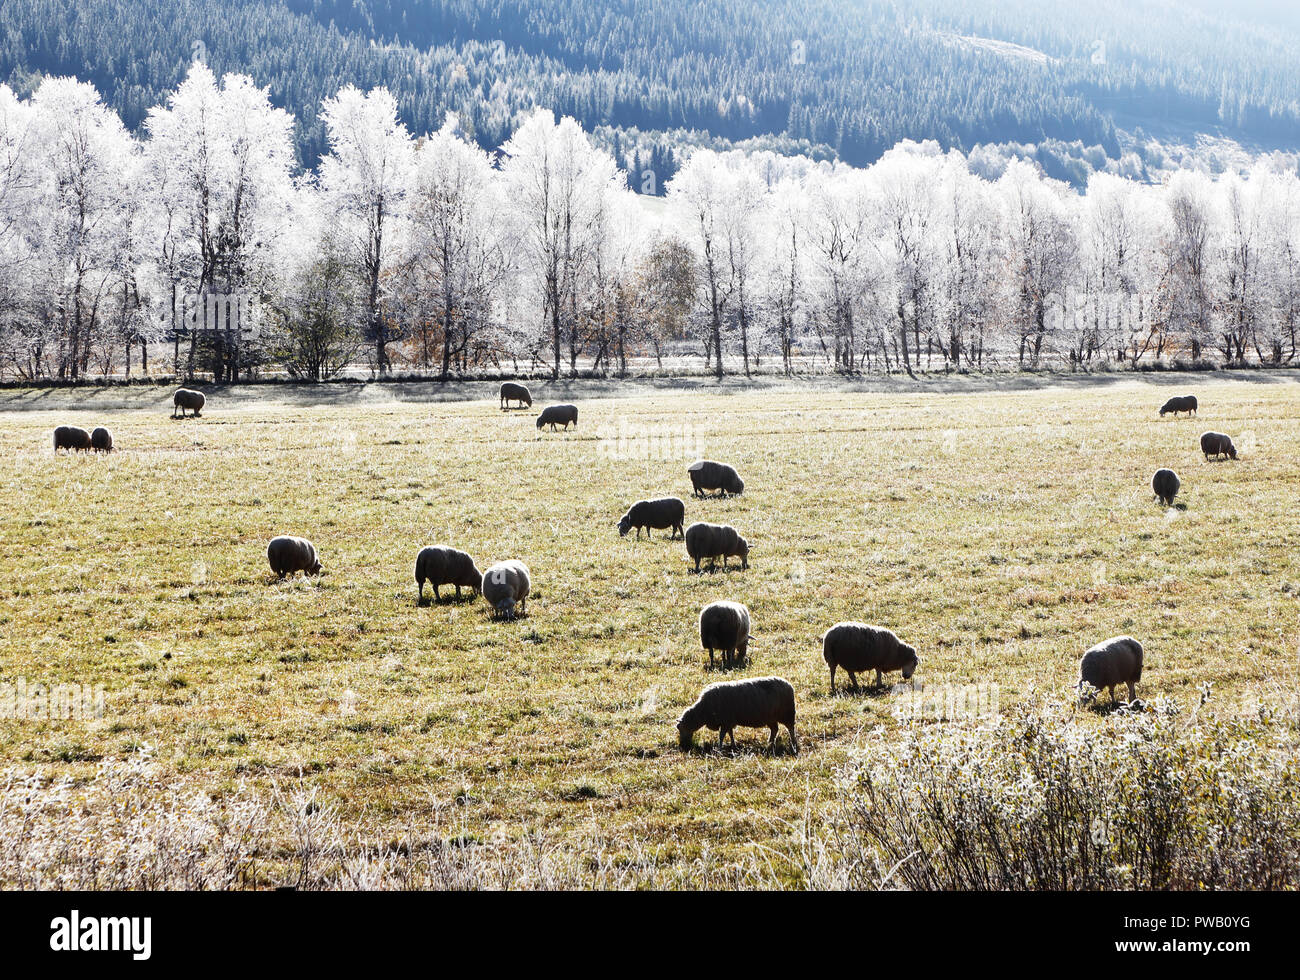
[1076,679,1099,704]
[1228,444,1238,459]
[738,537,750,569]
[677,708,701,750]
[535,415,545,429]
[902,645,920,679]
[308,558,323,576]
[495,597,517,620]
[617,516,631,537]
[731,475,746,495]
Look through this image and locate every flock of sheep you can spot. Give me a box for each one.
[47,381,1241,754]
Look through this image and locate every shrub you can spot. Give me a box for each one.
[824,694,1300,890]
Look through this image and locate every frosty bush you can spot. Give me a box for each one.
[827,695,1300,890]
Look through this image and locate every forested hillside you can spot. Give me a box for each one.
[4,0,1300,189]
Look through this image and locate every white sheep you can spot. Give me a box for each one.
[482,559,531,619]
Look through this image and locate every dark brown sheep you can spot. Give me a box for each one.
[822,622,919,693]
[90,426,114,453]
[1200,431,1237,460]
[618,497,686,540]
[536,404,578,431]
[684,522,749,573]
[1152,468,1180,506]
[687,459,744,498]
[500,382,532,409]
[1159,395,1198,417]
[414,546,482,603]
[1077,635,1144,704]
[677,676,797,753]
[267,536,322,578]
[172,388,206,418]
[699,600,752,668]
[53,426,93,454]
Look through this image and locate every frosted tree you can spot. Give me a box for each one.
[319,85,415,375]
[801,164,876,371]
[500,109,623,379]
[996,159,1079,368]
[408,114,511,379]
[144,64,296,379]
[1157,170,1216,361]
[30,77,137,379]
[667,149,767,377]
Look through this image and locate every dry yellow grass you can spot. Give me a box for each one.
[1,374,1298,884]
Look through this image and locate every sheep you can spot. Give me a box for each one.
[1159,394,1198,417]
[618,497,686,541]
[414,546,482,604]
[1200,431,1237,460]
[267,535,322,579]
[500,382,532,410]
[684,522,749,573]
[172,388,206,418]
[52,425,93,454]
[687,459,744,498]
[677,676,798,753]
[1152,468,1180,506]
[482,559,530,620]
[536,404,578,431]
[698,600,752,668]
[90,426,114,453]
[822,622,920,694]
[1077,635,1144,704]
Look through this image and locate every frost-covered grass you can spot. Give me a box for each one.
[0,376,1297,888]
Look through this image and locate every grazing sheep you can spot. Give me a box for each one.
[684,522,749,573]
[1159,395,1198,417]
[172,388,206,418]
[1152,468,1180,506]
[698,600,752,668]
[267,535,322,578]
[482,559,530,620]
[1077,635,1144,704]
[687,459,745,498]
[414,546,482,603]
[618,497,686,540]
[1200,431,1237,460]
[536,404,578,431]
[822,622,920,694]
[90,426,114,453]
[52,425,93,454]
[677,676,798,753]
[500,382,532,409]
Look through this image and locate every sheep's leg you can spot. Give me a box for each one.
[848,671,858,692]
[787,725,798,754]
[1126,681,1136,702]
[1109,685,1118,703]
[875,669,883,688]
[768,724,778,750]
[455,585,462,598]
[433,584,441,602]
[520,596,526,614]
[829,664,837,694]
[418,581,424,603]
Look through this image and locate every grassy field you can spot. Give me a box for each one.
[1,374,1298,886]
